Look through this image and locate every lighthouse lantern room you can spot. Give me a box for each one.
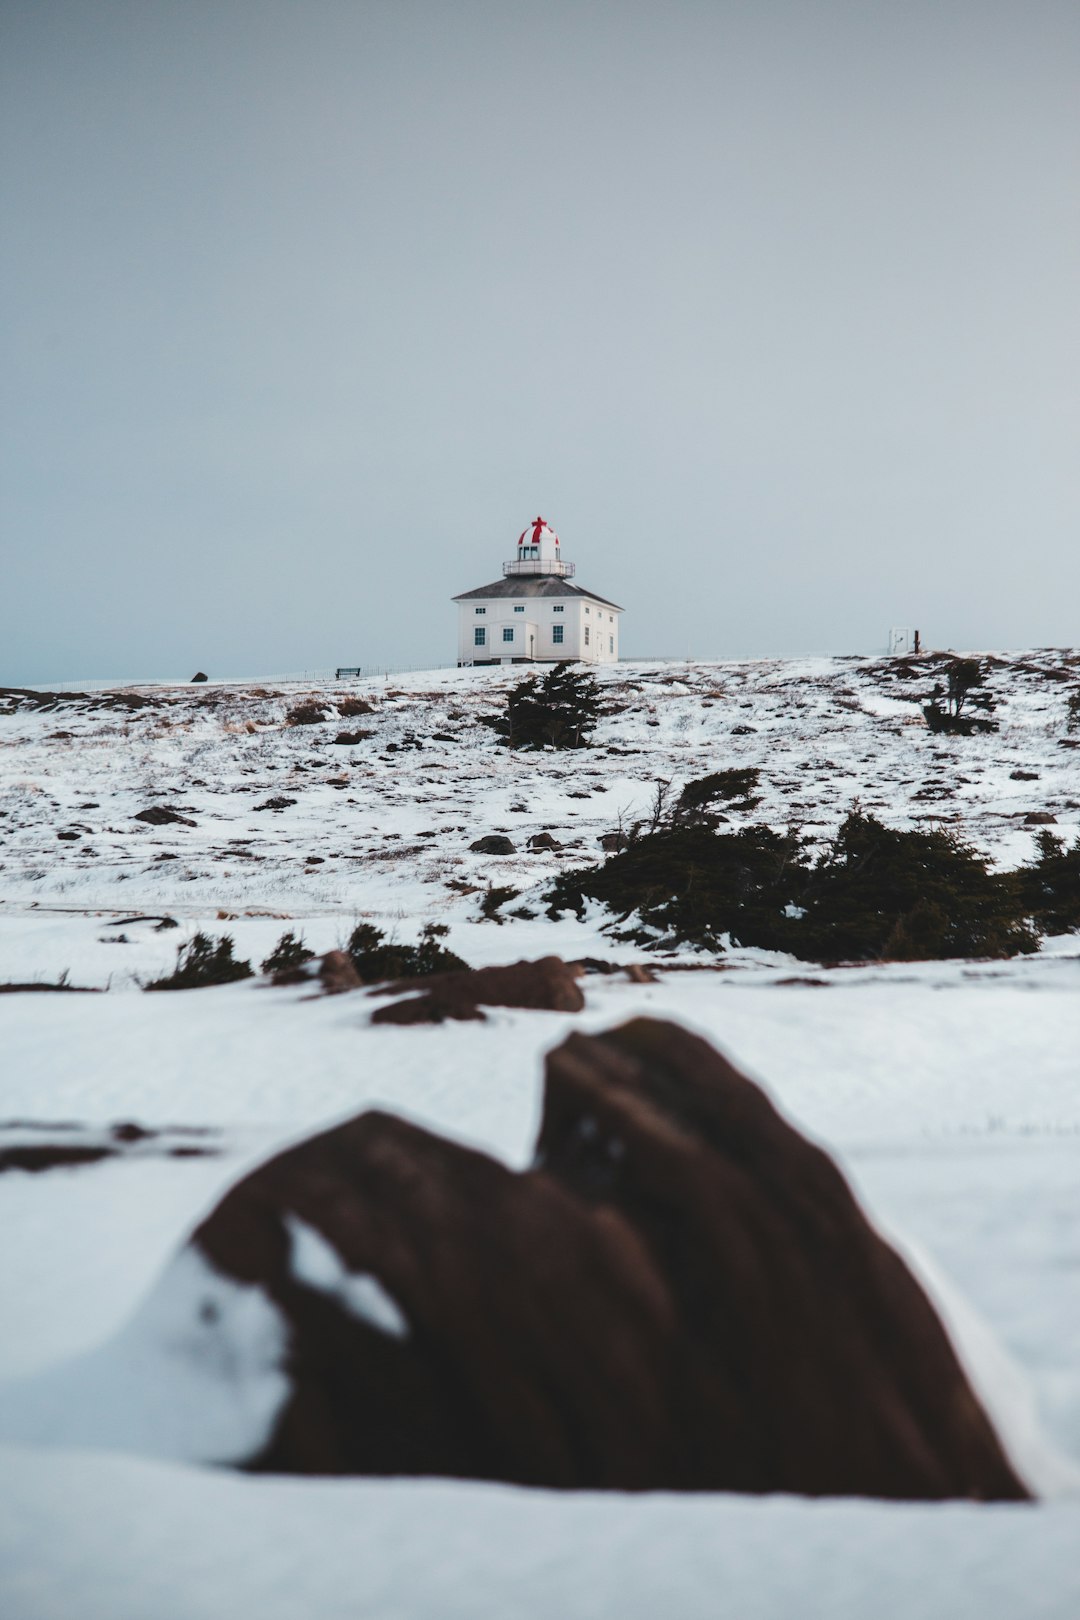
[453,517,622,666]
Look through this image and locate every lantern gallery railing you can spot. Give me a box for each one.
[502,559,575,577]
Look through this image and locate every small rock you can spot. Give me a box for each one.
[527,832,562,851]
[134,807,197,828]
[319,951,362,994]
[113,1122,154,1143]
[191,672,209,682]
[1023,812,1057,825]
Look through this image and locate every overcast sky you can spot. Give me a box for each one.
[2,0,1077,683]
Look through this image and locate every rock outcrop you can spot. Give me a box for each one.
[134,806,197,827]
[370,955,585,1024]
[172,1020,1026,1498]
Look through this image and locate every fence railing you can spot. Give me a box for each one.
[501,559,576,577]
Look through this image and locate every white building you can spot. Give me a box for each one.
[454,517,623,666]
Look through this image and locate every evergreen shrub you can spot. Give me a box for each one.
[673,769,762,822]
[548,810,1041,963]
[346,922,467,982]
[145,933,255,990]
[922,659,998,735]
[1020,831,1080,935]
[485,663,603,750]
[796,813,1036,961]
[548,823,807,952]
[479,885,520,921]
[261,931,315,976]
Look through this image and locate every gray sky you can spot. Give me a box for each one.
[3,0,1078,683]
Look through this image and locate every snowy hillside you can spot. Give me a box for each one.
[1,652,1078,1620]
[1,650,1078,979]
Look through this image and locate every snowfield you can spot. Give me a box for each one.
[1,653,1078,1619]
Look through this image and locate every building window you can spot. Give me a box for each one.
[475,606,486,615]
[552,605,563,613]
[585,606,590,614]
[503,626,514,642]
[609,614,613,622]
[474,627,486,647]
[552,624,564,644]
[584,626,590,646]
[609,636,614,653]
[513,605,524,613]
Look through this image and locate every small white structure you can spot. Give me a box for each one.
[454,517,623,666]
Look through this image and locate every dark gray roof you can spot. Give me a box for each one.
[452,577,623,610]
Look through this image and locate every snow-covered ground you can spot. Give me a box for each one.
[1,654,1078,1618]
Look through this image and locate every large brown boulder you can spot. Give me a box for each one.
[183,1018,1026,1499]
[468,835,516,854]
[535,1021,1026,1500]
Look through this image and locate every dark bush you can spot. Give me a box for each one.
[332,730,373,745]
[485,663,603,750]
[548,810,1040,963]
[286,701,331,727]
[479,885,520,922]
[337,696,374,718]
[674,769,762,823]
[145,933,255,991]
[1067,690,1080,734]
[1020,830,1080,935]
[261,931,315,976]
[922,659,998,735]
[346,921,468,983]
[548,823,807,953]
[796,813,1037,962]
